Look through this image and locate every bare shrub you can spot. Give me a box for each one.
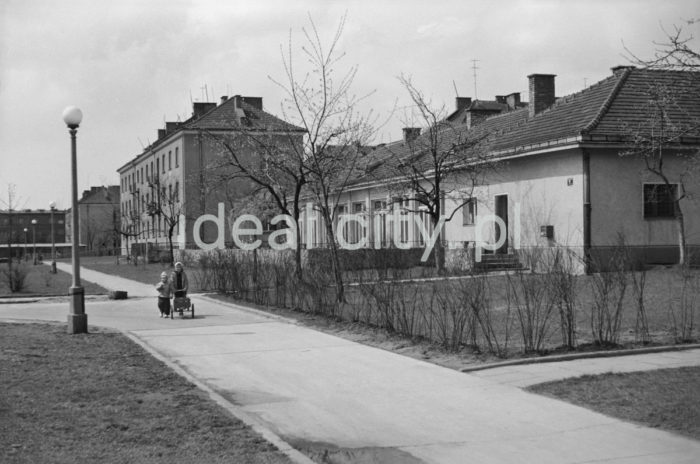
[548,248,579,350]
[669,265,698,343]
[507,252,557,353]
[459,275,509,356]
[427,281,476,352]
[2,262,29,293]
[629,266,650,344]
[588,247,629,346]
[357,278,424,337]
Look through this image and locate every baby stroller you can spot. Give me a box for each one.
[171,295,195,319]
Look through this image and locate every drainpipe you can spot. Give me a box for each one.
[582,149,592,274]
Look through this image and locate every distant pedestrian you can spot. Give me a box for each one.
[170,262,189,298]
[155,271,172,318]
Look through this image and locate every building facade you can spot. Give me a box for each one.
[0,208,67,260]
[116,95,304,256]
[300,67,700,272]
[65,185,120,254]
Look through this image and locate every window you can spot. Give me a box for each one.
[350,202,366,244]
[372,200,388,247]
[175,147,179,167]
[462,198,477,225]
[162,154,165,173]
[175,181,180,202]
[643,183,677,218]
[168,151,172,170]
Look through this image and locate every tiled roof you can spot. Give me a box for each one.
[354,68,700,185]
[79,186,120,204]
[185,97,305,132]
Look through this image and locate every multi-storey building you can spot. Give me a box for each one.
[116,95,304,255]
[65,185,120,254]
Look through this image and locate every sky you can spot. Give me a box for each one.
[1,0,698,211]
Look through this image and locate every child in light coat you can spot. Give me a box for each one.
[155,271,172,318]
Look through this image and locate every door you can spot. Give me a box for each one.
[494,194,508,254]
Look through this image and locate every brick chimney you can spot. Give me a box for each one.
[402,127,421,143]
[220,95,229,105]
[232,95,263,110]
[192,102,216,118]
[506,92,521,110]
[456,97,472,111]
[157,129,166,139]
[611,65,635,77]
[528,74,556,117]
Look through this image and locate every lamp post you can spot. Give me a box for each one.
[31,219,37,265]
[49,201,57,273]
[63,106,87,334]
[23,228,28,261]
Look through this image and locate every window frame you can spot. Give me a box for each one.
[643,183,678,219]
[462,198,477,226]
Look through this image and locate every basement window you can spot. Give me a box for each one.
[643,183,677,219]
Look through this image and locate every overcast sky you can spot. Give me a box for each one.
[1,0,698,210]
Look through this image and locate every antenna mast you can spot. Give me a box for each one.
[471,59,480,99]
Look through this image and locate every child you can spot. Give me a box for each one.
[155,271,172,318]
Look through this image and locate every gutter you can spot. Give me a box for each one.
[582,148,592,274]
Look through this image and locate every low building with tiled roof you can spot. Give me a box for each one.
[116,95,305,255]
[301,67,700,272]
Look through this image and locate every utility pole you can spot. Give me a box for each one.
[471,59,480,99]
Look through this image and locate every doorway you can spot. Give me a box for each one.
[494,194,508,254]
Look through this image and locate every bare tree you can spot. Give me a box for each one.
[205,129,308,277]
[625,19,700,71]
[1,185,25,291]
[620,81,700,266]
[271,13,379,302]
[621,20,700,266]
[146,175,184,266]
[115,208,142,263]
[376,75,494,273]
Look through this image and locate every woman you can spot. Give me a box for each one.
[170,261,189,298]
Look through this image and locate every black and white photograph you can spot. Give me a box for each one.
[1,1,699,462]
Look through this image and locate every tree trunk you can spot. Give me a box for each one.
[168,228,175,266]
[678,210,687,267]
[323,214,345,303]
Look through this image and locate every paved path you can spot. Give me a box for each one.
[1,264,699,464]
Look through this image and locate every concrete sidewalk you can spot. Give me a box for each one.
[2,265,699,463]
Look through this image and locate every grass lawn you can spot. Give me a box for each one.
[78,256,206,292]
[0,322,293,464]
[528,366,700,440]
[0,262,107,297]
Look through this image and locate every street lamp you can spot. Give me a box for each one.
[49,201,57,273]
[23,228,28,261]
[31,219,37,265]
[63,106,87,334]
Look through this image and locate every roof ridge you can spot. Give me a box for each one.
[580,67,633,134]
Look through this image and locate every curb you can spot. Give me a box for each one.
[196,294,303,325]
[460,343,700,372]
[123,331,316,464]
